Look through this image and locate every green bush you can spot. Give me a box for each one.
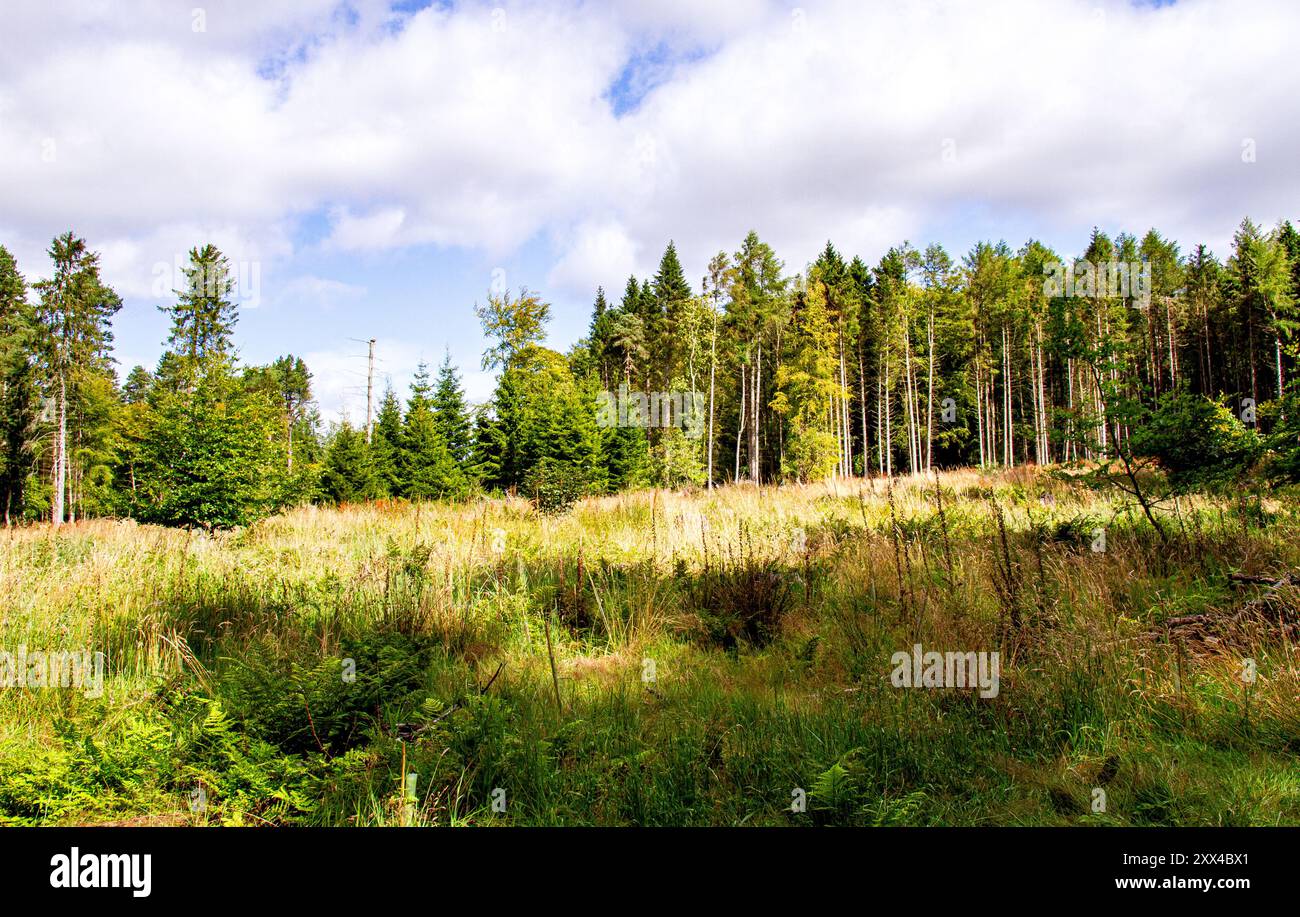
[1263,390,1300,483]
[134,368,293,528]
[522,457,598,514]
[1130,392,1261,486]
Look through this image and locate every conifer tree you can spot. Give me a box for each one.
[32,232,121,526]
[0,246,35,523]
[431,349,473,467]
[371,384,404,496]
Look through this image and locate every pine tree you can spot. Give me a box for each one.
[431,350,473,467]
[322,421,383,504]
[0,246,35,523]
[32,232,121,526]
[401,399,464,500]
[727,231,787,482]
[371,384,404,496]
[158,244,238,389]
[121,365,153,404]
[602,423,649,490]
[587,286,614,386]
[653,241,693,391]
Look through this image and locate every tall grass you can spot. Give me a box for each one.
[1,468,1297,826]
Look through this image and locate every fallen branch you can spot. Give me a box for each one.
[1156,570,1300,644]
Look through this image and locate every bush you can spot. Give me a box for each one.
[692,552,794,649]
[217,632,436,755]
[522,457,598,514]
[1129,392,1261,486]
[1263,390,1300,484]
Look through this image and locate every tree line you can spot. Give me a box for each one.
[1,217,1297,527]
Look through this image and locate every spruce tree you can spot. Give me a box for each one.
[322,421,382,504]
[371,384,404,496]
[158,244,238,389]
[401,400,464,500]
[32,232,121,526]
[653,241,693,389]
[0,246,35,523]
[431,350,473,466]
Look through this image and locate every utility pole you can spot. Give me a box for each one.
[366,338,376,444]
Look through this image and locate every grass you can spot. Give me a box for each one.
[1,466,1298,826]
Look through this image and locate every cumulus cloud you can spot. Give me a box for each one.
[1,0,1297,308]
[546,218,641,298]
[273,274,367,311]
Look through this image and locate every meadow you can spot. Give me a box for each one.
[1,466,1297,827]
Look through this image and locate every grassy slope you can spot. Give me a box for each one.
[0,467,1297,826]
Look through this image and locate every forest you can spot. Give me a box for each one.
[2,218,1299,528]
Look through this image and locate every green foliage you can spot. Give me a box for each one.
[322,420,383,504]
[691,547,794,649]
[134,365,292,528]
[370,385,404,495]
[431,350,473,466]
[0,694,374,826]
[774,269,841,482]
[601,423,650,491]
[521,455,599,513]
[0,245,35,522]
[652,424,707,487]
[475,288,551,371]
[1263,388,1300,483]
[158,244,239,388]
[401,400,465,501]
[1130,391,1261,486]
[478,346,604,496]
[218,632,436,755]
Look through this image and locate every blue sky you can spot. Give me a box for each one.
[1,0,1295,420]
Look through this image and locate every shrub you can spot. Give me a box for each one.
[1129,392,1261,486]
[522,457,598,514]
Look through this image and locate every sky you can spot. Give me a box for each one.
[1,0,1296,422]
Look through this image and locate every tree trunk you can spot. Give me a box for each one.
[707,310,717,489]
[735,361,745,483]
[52,372,66,528]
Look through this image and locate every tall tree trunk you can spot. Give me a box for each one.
[750,342,761,482]
[1003,323,1012,467]
[858,346,868,478]
[883,348,893,477]
[1166,296,1178,392]
[52,372,66,527]
[975,340,985,469]
[925,303,935,473]
[735,361,745,483]
[707,310,717,489]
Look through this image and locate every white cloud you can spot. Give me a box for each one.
[1,0,1297,317]
[304,336,422,426]
[547,219,641,298]
[273,274,367,310]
